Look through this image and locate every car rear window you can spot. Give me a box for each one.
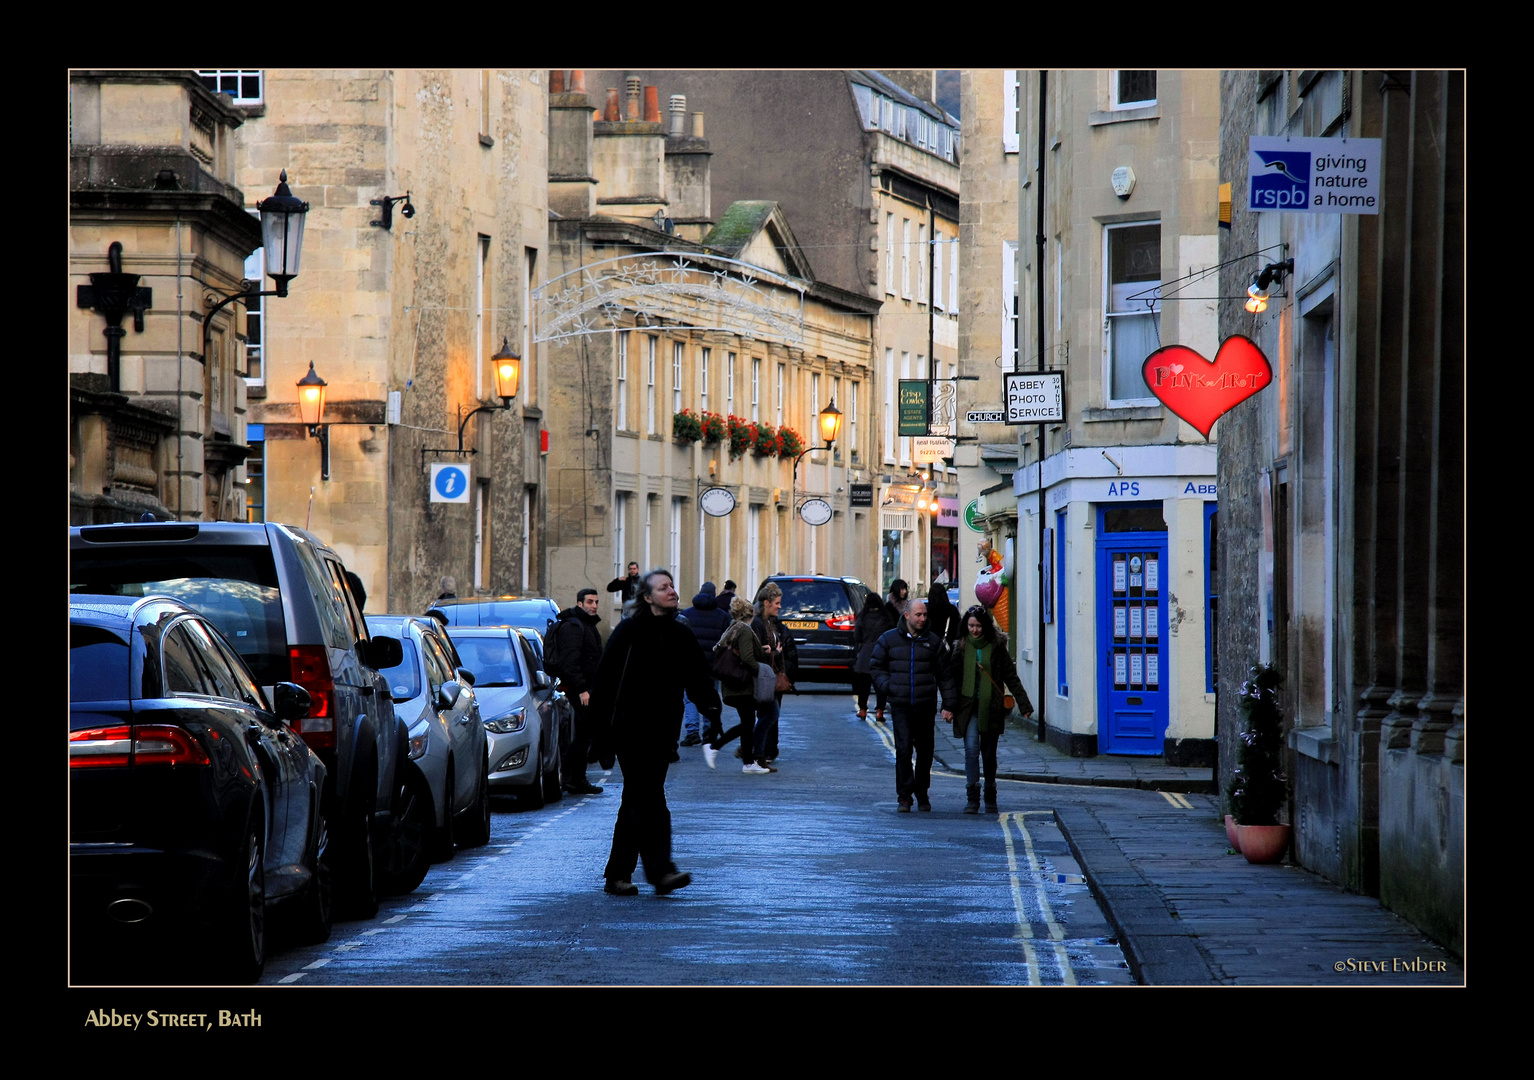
[70,623,130,702]
[69,546,288,686]
[432,600,556,633]
[774,581,853,619]
[445,633,524,687]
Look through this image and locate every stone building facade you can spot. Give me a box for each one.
[579,70,960,598]
[70,70,263,525]
[1216,70,1463,954]
[233,69,548,612]
[1013,70,1222,760]
[541,75,880,615]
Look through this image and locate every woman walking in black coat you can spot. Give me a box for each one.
[852,592,894,721]
[953,605,1033,815]
[926,582,965,651]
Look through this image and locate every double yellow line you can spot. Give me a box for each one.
[998,811,1077,986]
[1160,791,1195,809]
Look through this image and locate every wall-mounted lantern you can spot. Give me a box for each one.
[296,361,329,480]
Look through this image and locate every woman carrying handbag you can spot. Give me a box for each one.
[702,597,768,774]
[954,605,1033,815]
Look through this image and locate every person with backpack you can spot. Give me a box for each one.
[548,588,606,795]
[678,582,731,747]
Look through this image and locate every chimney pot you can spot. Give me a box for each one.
[605,88,621,121]
[643,86,660,123]
[570,69,586,93]
[549,70,565,93]
[625,76,642,120]
[691,111,705,139]
[669,94,686,136]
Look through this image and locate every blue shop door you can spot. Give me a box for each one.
[1096,525,1169,755]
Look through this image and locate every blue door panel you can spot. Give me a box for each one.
[1096,523,1169,756]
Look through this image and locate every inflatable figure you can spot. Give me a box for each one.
[974,536,1011,629]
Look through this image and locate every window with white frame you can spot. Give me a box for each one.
[197,70,263,105]
[934,235,945,312]
[476,236,490,400]
[647,336,657,434]
[751,358,760,421]
[614,492,629,592]
[242,248,264,387]
[885,213,896,296]
[850,381,859,460]
[949,235,958,314]
[883,349,895,463]
[673,340,684,414]
[1003,70,1020,153]
[901,218,912,299]
[670,497,682,583]
[644,495,654,570]
[617,331,629,430]
[812,372,821,433]
[1002,241,1019,371]
[727,351,736,415]
[776,363,785,426]
[523,247,537,407]
[700,347,710,413]
[900,351,911,466]
[1111,71,1157,110]
[1104,221,1161,404]
[917,222,927,305]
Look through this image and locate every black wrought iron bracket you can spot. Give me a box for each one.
[420,402,510,466]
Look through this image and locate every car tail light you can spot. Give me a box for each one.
[69,725,209,768]
[825,614,855,631]
[288,644,336,751]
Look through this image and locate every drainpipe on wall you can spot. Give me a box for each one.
[1036,70,1048,743]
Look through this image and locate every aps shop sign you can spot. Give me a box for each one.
[1249,136,1381,214]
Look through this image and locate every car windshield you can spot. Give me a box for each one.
[69,547,287,685]
[775,581,852,619]
[379,638,421,701]
[70,623,130,703]
[446,634,523,687]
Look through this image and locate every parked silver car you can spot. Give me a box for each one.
[445,626,569,809]
[365,616,492,893]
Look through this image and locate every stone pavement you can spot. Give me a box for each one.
[920,713,1464,986]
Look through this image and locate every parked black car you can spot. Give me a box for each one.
[70,521,405,919]
[757,575,875,683]
[70,594,330,983]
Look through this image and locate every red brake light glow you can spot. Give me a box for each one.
[69,725,132,768]
[69,725,209,768]
[825,614,856,631]
[288,644,336,750]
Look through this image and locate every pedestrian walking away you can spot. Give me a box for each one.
[606,561,643,607]
[852,591,894,721]
[925,582,965,652]
[884,578,911,627]
[588,568,721,896]
[716,579,738,613]
[953,605,1032,814]
[548,588,607,795]
[679,581,731,746]
[870,596,957,812]
[702,596,765,772]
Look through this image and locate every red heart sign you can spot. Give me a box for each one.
[1141,336,1272,439]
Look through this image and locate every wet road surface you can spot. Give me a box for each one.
[261,687,1136,986]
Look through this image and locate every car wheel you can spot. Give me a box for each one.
[429,760,456,863]
[219,819,266,983]
[379,769,433,895]
[459,756,492,847]
[337,795,379,920]
[290,804,332,945]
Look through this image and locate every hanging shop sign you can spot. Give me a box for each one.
[963,498,986,533]
[966,410,1006,423]
[1141,335,1272,440]
[1248,136,1382,215]
[430,462,472,503]
[1004,371,1065,424]
[849,483,874,507]
[898,380,929,436]
[938,497,960,528]
[699,486,737,517]
[799,498,833,526]
[913,436,955,464]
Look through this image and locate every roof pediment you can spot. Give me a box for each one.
[702,200,815,283]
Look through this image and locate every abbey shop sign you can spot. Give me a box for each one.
[1004,371,1064,424]
[1249,136,1382,214]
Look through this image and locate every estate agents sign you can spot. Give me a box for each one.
[1248,136,1382,214]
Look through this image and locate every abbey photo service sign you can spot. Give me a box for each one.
[1249,136,1382,214]
[1004,371,1064,424]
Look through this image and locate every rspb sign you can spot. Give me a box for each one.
[1249,136,1382,214]
[430,462,472,503]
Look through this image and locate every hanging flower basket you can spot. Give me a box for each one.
[699,411,728,446]
[726,414,753,460]
[777,426,805,458]
[750,421,780,457]
[672,409,703,443]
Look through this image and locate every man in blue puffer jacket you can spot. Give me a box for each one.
[871,597,958,812]
[679,582,732,745]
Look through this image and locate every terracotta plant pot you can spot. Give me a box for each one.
[1235,823,1291,865]
[1225,815,1241,850]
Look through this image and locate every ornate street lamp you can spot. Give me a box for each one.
[296,361,329,480]
[257,170,310,298]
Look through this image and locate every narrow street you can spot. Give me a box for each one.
[262,686,1134,987]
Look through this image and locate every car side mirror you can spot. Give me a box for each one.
[533,670,552,691]
[360,636,404,670]
[435,680,462,711]
[455,666,476,687]
[272,681,313,723]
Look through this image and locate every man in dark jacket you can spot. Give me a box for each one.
[606,562,642,606]
[679,582,731,746]
[589,568,722,896]
[550,588,606,795]
[870,597,957,812]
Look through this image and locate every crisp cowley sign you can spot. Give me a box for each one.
[1249,136,1382,214]
[430,462,472,503]
[1004,371,1064,424]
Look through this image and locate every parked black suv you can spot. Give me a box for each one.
[70,521,405,918]
[758,575,875,683]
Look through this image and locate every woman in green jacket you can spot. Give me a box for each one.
[954,605,1033,814]
[702,597,769,773]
